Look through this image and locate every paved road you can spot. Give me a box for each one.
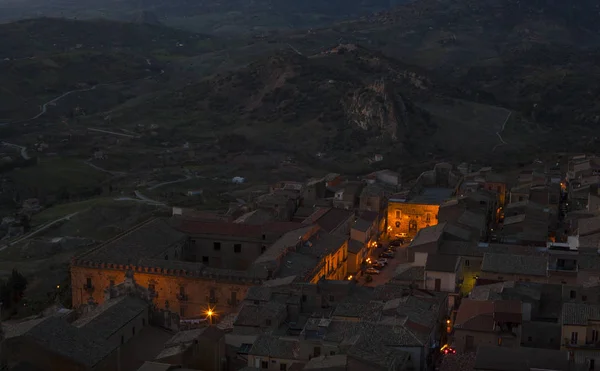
[147,175,195,191]
[88,127,140,138]
[83,160,126,176]
[362,241,410,287]
[134,190,166,206]
[492,110,512,152]
[0,212,79,251]
[1,141,30,160]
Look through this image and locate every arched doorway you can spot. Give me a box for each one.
[409,219,417,233]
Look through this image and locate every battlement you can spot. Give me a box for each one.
[71,258,264,284]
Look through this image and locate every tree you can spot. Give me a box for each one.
[8,269,27,303]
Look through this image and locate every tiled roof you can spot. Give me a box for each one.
[392,266,425,282]
[352,218,372,232]
[73,296,147,340]
[481,253,548,276]
[474,346,570,371]
[314,208,353,233]
[174,218,305,239]
[304,355,347,370]
[301,231,347,258]
[409,223,447,247]
[561,302,600,325]
[234,302,287,327]
[425,254,459,273]
[457,210,486,232]
[454,299,522,331]
[248,335,300,359]
[80,218,185,265]
[8,316,116,368]
[332,302,384,321]
[577,215,600,236]
[348,239,364,254]
[439,353,476,371]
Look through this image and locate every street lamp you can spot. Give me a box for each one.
[204,306,216,325]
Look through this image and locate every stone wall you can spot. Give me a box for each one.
[387,202,440,237]
[71,265,254,319]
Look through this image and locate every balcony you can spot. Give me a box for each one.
[208,296,218,304]
[176,293,189,301]
[564,338,600,349]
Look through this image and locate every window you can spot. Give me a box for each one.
[180,286,185,296]
[497,186,502,193]
[261,361,268,369]
[86,278,92,288]
[590,359,595,370]
[109,280,115,287]
[202,256,209,263]
[132,326,135,336]
[280,364,287,371]
[583,295,588,302]
[426,213,431,223]
[121,335,124,344]
[464,259,470,267]
[571,332,579,344]
[209,288,216,302]
[302,295,307,302]
[518,196,524,202]
[395,221,400,228]
[313,346,321,357]
[142,319,146,327]
[262,234,266,240]
[330,351,336,355]
[593,330,599,343]
[234,244,242,253]
[180,306,185,317]
[395,210,401,219]
[164,255,168,260]
[261,245,267,253]
[266,319,272,326]
[571,290,576,299]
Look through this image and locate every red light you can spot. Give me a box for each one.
[444,349,449,354]
[452,350,456,354]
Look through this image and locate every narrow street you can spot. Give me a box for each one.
[361,239,411,287]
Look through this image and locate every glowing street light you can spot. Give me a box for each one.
[204,305,216,325]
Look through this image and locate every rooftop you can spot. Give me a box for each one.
[173,218,305,239]
[474,345,570,371]
[410,187,455,204]
[303,354,347,370]
[79,218,185,265]
[4,316,116,368]
[73,296,148,339]
[392,266,425,282]
[234,302,287,327]
[425,254,460,273]
[314,208,353,233]
[455,299,522,331]
[352,218,372,232]
[561,302,600,326]
[348,239,364,254]
[248,335,300,359]
[481,253,548,276]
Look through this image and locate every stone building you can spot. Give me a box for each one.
[71,216,349,320]
[387,163,462,238]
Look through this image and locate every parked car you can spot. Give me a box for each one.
[366,268,380,275]
[380,251,394,258]
[390,239,403,247]
[376,258,388,265]
[372,262,385,270]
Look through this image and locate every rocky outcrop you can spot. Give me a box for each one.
[343,79,412,141]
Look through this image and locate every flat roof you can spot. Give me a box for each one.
[409,188,455,204]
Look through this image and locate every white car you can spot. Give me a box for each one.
[366,268,380,275]
[376,258,388,266]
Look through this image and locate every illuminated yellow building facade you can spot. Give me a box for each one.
[387,202,440,237]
